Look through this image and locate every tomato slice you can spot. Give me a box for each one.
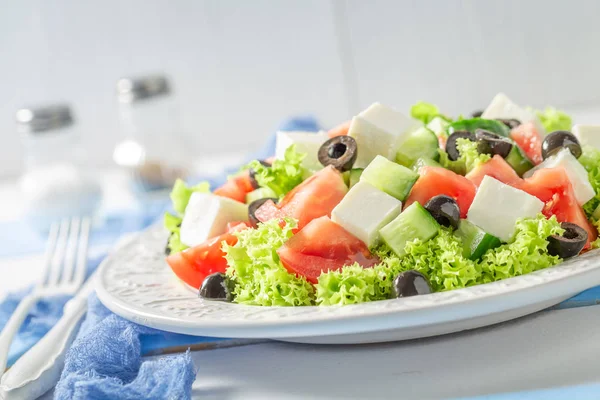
[277,216,379,283]
[167,222,248,289]
[256,166,348,231]
[214,171,255,203]
[328,120,351,138]
[522,167,597,249]
[466,155,523,188]
[404,166,476,218]
[510,122,543,165]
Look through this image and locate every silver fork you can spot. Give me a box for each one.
[0,216,90,376]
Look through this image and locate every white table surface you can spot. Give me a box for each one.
[2,143,600,399]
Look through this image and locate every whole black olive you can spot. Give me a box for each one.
[496,118,521,129]
[248,197,278,228]
[475,129,513,159]
[318,136,358,172]
[249,160,272,189]
[199,273,233,302]
[424,195,460,229]
[471,110,484,118]
[392,270,432,298]
[542,131,582,160]
[547,222,588,259]
[445,131,475,161]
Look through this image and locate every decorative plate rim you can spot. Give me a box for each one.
[96,222,600,331]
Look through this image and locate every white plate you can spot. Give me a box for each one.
[96,223,600,344]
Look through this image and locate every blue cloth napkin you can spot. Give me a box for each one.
[0,117,320,400]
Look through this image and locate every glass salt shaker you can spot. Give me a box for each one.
[16,104,102,227]
[113,75,190,196]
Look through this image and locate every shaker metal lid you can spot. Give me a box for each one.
[116,75,171,103]
[15,104,74,133]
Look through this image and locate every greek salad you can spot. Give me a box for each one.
[164,93,600,306]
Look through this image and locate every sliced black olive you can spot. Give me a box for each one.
[249,160,272,189]
[496,118,521,129]
[318,136,357,172]
[445,131,474,161]
[248,197,278,228]
[475,129,513,159]
[542,130,582,160]
[471,110,484,118]
[199,272,233,302]
[547,222,588,259]
[424,195,460,229]
[392,270,432,298]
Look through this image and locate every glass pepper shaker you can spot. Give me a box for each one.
[16,104,102,227]
[113,75,190,195]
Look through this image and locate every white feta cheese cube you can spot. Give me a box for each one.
[180,192,248,247]
[481,93,545,135]
[331,181,402,247]
[523,148,594,205]
[349,102,420,168]
[274,131,329,171]
[467,175,544,242]
[426,116,449,137]
[573,124,600,151]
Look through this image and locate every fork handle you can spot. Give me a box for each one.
[0,294,40,375]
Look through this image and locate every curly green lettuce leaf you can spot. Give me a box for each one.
[410,101,450,124]
[246,145,307,199]
[316,263,400,306]
[169,179,210,215]
[578,146,600,218]
[478,214,564,282]
[164,213,187,254]
[223,218,314,306]
[439,138,490,175]
[591,219,600,249]
[316,215,565,305]
[530,107,572,133]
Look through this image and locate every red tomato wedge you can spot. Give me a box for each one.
[255,166,348,231]
[466,155,523,188]
[167,222,248,289]
[328,120,351,138]
[438,135,447,149]
[214,171,255,203]
[510,122,544,165]
[522,167,597,249]
[404,166,476,218]
[277,216,380,283]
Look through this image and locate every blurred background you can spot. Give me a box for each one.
[2,0,600,226]
[3,0,600,178]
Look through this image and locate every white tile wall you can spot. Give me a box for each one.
[1,0,600,177]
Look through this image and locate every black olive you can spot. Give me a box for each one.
[199,273,233,302]
[318,136,357,172]
[471,110,483,118]
[496,118,521,129]
[248,160,272,189]
[424,195,460,229]
[248,197,278,228]
[547,222,588,259]
[445,131,474,161]
[392,270,432,298]
[475,129,513,159]
[542,131,582,160]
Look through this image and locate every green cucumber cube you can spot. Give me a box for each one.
[360,155,419,201]
[348,168,363,189]
[379,202,440,257]
[455,219,501,260]
[395,127,440,168]
[246,187,277,204]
